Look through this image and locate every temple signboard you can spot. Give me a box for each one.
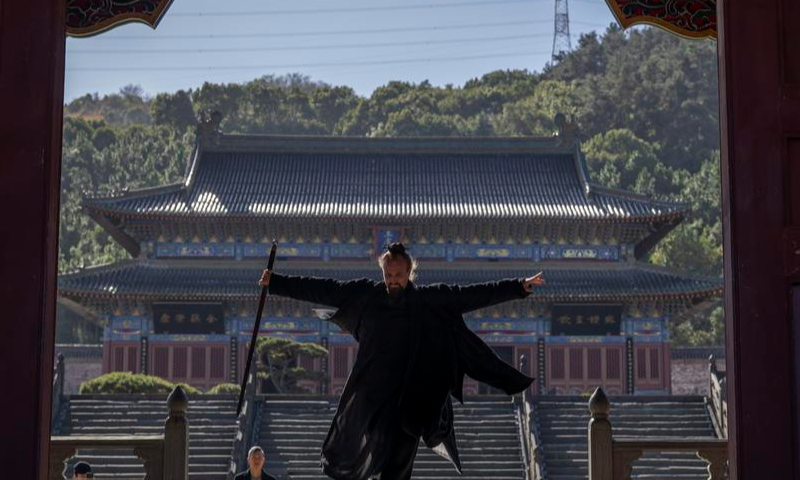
[551,304,622,336]
[152,302,225,334]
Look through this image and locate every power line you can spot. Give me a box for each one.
[69,33,555,54]
[74,19,558,41]
[66,50,550,71]
[165,0,546,17]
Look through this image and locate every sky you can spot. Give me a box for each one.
[64,0,618,102]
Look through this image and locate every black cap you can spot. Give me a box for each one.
[73,461,93,476]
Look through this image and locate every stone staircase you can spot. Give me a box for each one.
[256,395,527,480]
[533,396,718,480]
[59,394,239,479]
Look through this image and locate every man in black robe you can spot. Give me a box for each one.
[259,243,544,480]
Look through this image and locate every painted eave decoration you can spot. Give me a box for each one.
[604,0,717,39]
[66,0,176,37]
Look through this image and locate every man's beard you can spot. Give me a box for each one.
[387,284,403,299]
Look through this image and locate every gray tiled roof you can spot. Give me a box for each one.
[58,260,721,303]
[85,135,685,222]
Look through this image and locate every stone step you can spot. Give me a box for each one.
[542,427,713,436]
[61,395,238,480]
[287,476,523,480]
[533,397,716,480]
[258,397,525,480]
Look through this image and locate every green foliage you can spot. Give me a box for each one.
[583,129,681,197]
[650,220,722,277]
[255,337,328,393]
[58,117,193,273]
[79,372,201,395]
[151,90,196,132]
[65,85,153,126]
[205,383,241,395]
[672,306,725,347]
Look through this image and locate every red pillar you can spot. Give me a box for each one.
[0,1,66,478]
[718,0,800,477]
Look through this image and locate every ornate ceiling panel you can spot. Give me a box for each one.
[66,0,176,37]
[603,0,717,39]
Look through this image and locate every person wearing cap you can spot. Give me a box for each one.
[234,446,278,480]
[72,461,93,479]
[259,242,544,480]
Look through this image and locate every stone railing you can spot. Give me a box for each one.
[708,355,728,438]
[51,353,65,433]
[517,355,545,480]
[226,359,260,480]
[50,386,189,480]
[587,387,727,480]
[670,347,726,361]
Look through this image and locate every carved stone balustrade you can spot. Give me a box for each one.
[49,385,188,480]
[588,387,728,480]
[49,435,165,480]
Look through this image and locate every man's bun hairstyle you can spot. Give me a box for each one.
[378,242,418,281]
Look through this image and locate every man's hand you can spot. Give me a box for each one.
[259,269,271,287]
[523,272,545,292]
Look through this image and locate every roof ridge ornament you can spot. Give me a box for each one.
[196,111,223,147]
[553,113,580,146]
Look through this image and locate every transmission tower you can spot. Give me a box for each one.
[552,0,572,61]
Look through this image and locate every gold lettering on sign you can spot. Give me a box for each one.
[476,248,510,258]
[159,313,171,324]
[264,322,298,330]
[175,314,186,324]
[190,314,201,324]
[479,322,513,330]
[562,248,598,259]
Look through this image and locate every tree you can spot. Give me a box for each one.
[582,128,681,197]
[671,305,725,347]
[151,90,196,132]
[256,337,328,393]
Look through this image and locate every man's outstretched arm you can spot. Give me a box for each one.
[445,272,545,313]
[258,270,372,308]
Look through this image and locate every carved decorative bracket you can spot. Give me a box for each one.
[603,0,717,39]
[612,448,643,480]
[66,0,176,38]
[134,444,165,480]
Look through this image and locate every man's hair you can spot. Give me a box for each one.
[247,446,265,458]
[73,461,93,478]
[378,243,418,281]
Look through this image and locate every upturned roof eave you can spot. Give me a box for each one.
[57,259,724,304]
[83,206,689,225]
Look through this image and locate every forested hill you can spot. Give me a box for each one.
[60,25,723,345]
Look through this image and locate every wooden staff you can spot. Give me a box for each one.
[237,241,277,415]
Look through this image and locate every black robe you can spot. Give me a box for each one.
[268,273,534,480]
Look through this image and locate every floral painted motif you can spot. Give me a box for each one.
[66,0,176,37]
[604,0,717,39]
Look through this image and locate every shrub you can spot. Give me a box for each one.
[79,372,200,395]
[205,383,241,395]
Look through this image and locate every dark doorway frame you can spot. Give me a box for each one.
[2,0,798,478]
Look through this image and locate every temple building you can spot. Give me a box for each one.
[58,122,722,395]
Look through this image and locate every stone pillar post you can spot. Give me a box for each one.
[588,387,613,480]
[625,337,634,394]
[164,386,189,480]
